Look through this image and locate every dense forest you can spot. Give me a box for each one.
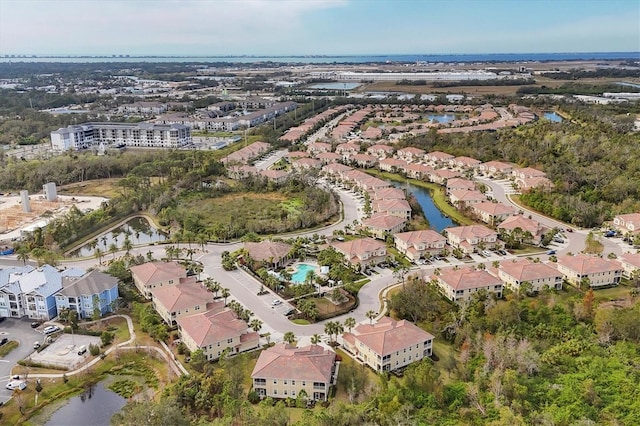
[400,109,640,227]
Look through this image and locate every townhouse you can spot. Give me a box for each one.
[445,225,500,254]
[251,343,337,401]
[260,169,289,184]
[556,254,623,288]
[342,317,434,372]
[316,152,342,164]
[479,160,514,177]
[394,230,447,261]
[427,169,461,185]
[432,267,503,302]
[151,278,213,326]
[445,178,476,195]
[378,158,408,173]
[130,261,188,299]
[496,259,563,293]
[395,147,425,163]
[332,237,387,268]
[362,213,406,240]
[292,157,323,171]
[620,253,640,278]
[448,190,487,208]
[177,306,259,361]
[613,213,640,236]
[472,201,517,225]
[372,198,412,220]
[366,144,394,159]
[403,163,433,180]
[307,142,332,155]
[221,141,271,165]
[497,215,548,245]
[55,270,120,319]
[372,187,406,201]
[450,156,481,170]
[424,151,454,165]
[350,153,378,168]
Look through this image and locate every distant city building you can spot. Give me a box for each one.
[50,122,191,151]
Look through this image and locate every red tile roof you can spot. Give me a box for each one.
[130,261,186,285]
[344,317,433,357]
[251,343,336,382]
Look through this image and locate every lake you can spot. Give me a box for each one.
[44,382,126,426]
[543,111,563,122]
[69,216,166,257]
[308,82,361,90]
[427,113,460,124]
[390,181,455,232]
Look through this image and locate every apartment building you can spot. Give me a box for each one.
[432,267,503,303]
[130,261,188,299]
[342,317,434,372]
[50,122,191,151]
[251,343,337,401]
[394,230,447,261]
[445,225,500,254]
[55,270,120,319]
[620,253,640,278]
[556,254,623,288]
[332,237,387,268]
[497,259,563,292]
[151,278,212,326]
[361,214,406,240]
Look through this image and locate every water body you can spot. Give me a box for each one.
[291,263,317,284]
[308,82,361,90]
[69,216,166,257]
[390,181,455,232]
[616,82,640,89]
[1,52,637,64]
[45,382,126,426]
[427,113,460,124]
[543,112,563,122]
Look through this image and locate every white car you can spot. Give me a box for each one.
[6,380,27,391]
[271,299,282,306]
[43,325,60,335]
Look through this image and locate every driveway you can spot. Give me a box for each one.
[0,318,43,404]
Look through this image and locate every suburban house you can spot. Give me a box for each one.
[342,317,434,372]
[556,254,623,288]
[372,187,406,201]
[394,230,447,261]
[432,267,504,302]
[151,278,213,326]
[479,160,514,177]
[620,253,640,278]
[307,142,332,154]
[472,201,517,225]
[425,151,454,165]
[448,190,487,208]
[366,144,394,158]
[130,261,188,299]
[243,240,292,269]
[251,343,337,401]
[445,225,500,254]
[316,152,342,164]
[378,158,408,173]
[446,178,476,195]
[55,270,120,319]
[395,147,425,163]
[497,215,548,245]
[496,259,563,292]
[332,237,387,268]
[177,305,259,361]
[613,213,640,236]
[349,153,378,168]
[403,163,433,180]
[428,169,461,185]
[372,198,412,220]
[361,213,406,240]
[450,156,481,170]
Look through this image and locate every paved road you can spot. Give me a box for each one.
[0,318,44,404]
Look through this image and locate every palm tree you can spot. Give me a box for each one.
[283,331,296,345]
[122,237,133,255]
[109,243,118,260]
[146,250,154,262]
[310,333,321,344]
[165,245,175,261]
[94,247,103,265]
[366,310,376,324]
[249,319,263,333]
[16,246,30,265]
[344,317,356,333]
[221,288,230,306]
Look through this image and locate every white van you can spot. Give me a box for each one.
[77,345,87,355]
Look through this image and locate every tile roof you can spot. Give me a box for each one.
[130,261,186,285]
[177,308,249,347]
[558,254,622,275]
[473,201,517,215]
[436,267,503,291]
[151,280,215,313]
[446,224,497,241]
[620,252,640,268]
[362,213,406,229]
[332,237,386,259]
[244,241,292,262]
[372,187,406,201]
[251,343,336,382]
[344,317,433,357]
[499,259,561,282]
[497,215,543,235]
[394,230,446,246]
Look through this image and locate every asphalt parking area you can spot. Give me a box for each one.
[28,333,101,370]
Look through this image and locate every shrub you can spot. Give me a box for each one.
[89,343,101,356]
[248,390,261,404]
[101,331,114,346]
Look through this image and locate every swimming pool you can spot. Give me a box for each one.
[291,263,318,284]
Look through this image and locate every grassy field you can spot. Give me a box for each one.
[58,178,122,198]
[0,340,19,357]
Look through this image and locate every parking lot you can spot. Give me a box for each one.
[0,318,43,404]
[28,333,101,370]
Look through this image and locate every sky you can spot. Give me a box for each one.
[0,0,639,56]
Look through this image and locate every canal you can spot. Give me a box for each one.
[390,180,456,232]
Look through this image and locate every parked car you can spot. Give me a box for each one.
[30,321,40,328]
[43,325,60,335]
[77,345,87,355]
[604,230,616,237]
[547,250,556,255]
[6,380,27,391]
[0,337,8,346]
[34,341,41,349]
[482,250,493,257]
[271,299,282,306]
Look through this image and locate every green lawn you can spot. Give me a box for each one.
[0,340,19,357]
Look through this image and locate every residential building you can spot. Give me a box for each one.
[427,169,460,184]
[372,198,412,220]
[251,343,337,401]
[394,230,447,261]
[498,215,548,245]
[613,213,640,236]
[450,156,481,170]
[448,190,487,208]
[151,278,213,326]
[445,225,500,254]
[362,214,406,240]
[556,254,623,288]
[366,144,394,158]
[243,240,292,269]
[472,201,517,225]
[50,122,191,151]
[479,160,514,177]
[372,187,406,201]
[55,270,120,319]
[395,147,425,163]
[221,141,271,165]
[403,163,433,180]
[378,158,408,173]
[342,317,434,372]
[432,267,504,302]
[446,178,476,195]
[332,237,387,268]
[130,261,188,299]
[177,307,259,361]
[620,253,640,278]
[497,259,563,292]
[424,151,454,164]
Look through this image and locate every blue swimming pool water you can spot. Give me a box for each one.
[291,263,317,284]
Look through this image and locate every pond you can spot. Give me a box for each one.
[542,111,563,123]
[69,216,167,257]
[308,82,361,90]
[44,381,126,426]
[427,113,460,124]
[390,181,456,232]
